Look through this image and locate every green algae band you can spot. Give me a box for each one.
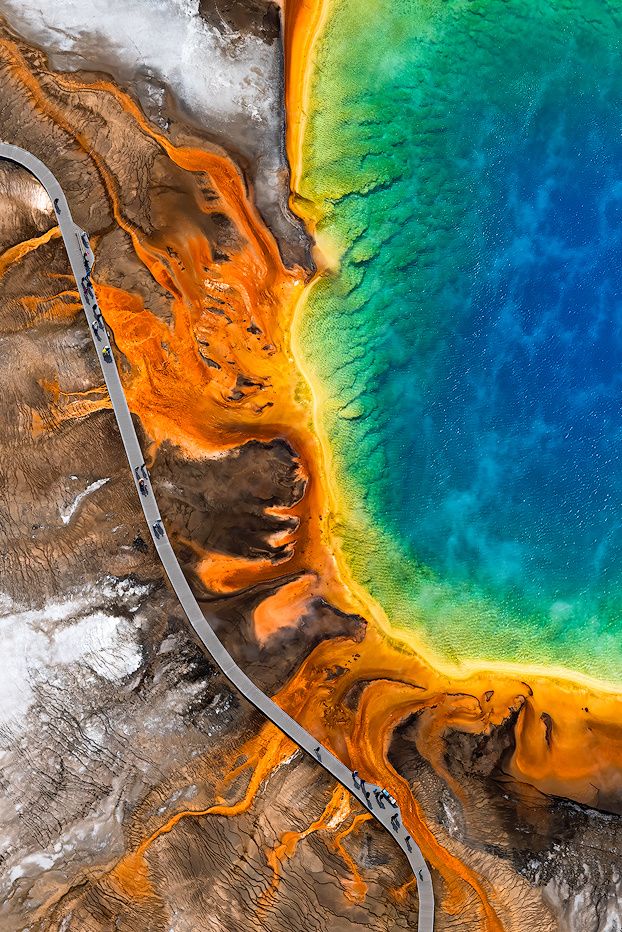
[299,0,622,681]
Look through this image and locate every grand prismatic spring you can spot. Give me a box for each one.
[295,0,622,682]
[0,0,622,929]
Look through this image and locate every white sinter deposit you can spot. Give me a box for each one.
[0,0,276,135]
[0,0,310,263]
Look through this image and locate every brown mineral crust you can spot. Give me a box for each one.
[199,0,281,41]
[33,753,418,932]
[150,437,307,562]
[145,438,370,693]
[123,769,415,932]
[203,586,367,696]
[388,706,622,930]
[0,168,157,601]
[17,623,268,932]
[0,164,56,250]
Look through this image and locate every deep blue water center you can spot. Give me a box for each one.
[392,45,622,626]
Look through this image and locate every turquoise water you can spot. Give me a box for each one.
[299,0,622,677]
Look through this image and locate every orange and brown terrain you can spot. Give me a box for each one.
[1,2,622,931]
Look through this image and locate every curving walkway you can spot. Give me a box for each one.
[0,142,435,930]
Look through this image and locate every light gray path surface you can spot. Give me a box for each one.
[0,142,435,930]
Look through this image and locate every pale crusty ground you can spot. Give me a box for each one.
[0,1,312,268]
